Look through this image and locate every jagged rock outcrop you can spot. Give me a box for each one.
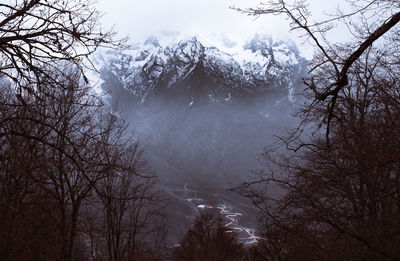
[96,34,307,104]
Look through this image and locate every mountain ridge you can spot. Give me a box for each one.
[96,34,307,104]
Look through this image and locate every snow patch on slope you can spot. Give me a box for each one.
[96,34,307,103]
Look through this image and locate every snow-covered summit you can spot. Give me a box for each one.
[96,34,307,103]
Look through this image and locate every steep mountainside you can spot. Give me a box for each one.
[97,34,307,105]
[95,34,307,243]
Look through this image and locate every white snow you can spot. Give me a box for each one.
[95,34,305,101]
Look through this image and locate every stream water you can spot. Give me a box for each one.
[183,183,262,244]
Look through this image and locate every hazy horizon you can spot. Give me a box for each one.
[96,0,346,59]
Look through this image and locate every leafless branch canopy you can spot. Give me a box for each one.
[233,0,400,141]
[0,0,126,91]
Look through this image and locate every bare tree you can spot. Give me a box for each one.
[0,2,166,261]
[0,0,125,91]
[0,65,160,261]
[171,215,244,261]
[234,0,400,141]
[237,50,400,259]
[95,141,159,261]
[233,1,400,260]
[0,85,63,260]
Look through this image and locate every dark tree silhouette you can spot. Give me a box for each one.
[171,215,244,261]
[0,67,160,261]
[234,0,400,141]
[0,2,165,261]
[0,0,125,91]
[233,1,400,260]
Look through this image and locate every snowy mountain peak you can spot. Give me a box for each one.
[97,34,307,104]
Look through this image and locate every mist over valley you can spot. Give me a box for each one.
[98,34,307,241]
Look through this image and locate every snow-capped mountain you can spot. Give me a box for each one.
[93,35,307,243]
[96,34,307,104]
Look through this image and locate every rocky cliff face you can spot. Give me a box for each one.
[96,34,307,104]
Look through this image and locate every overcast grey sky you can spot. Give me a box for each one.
[96,0,342,57]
